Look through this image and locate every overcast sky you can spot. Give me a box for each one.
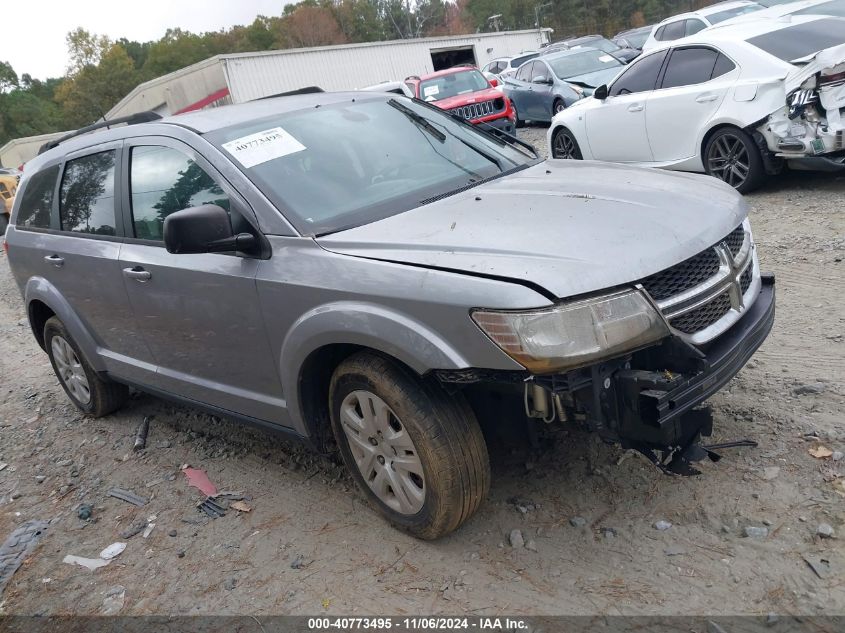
[2,0,288,80]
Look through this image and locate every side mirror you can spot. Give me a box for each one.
[163,204,256,255]
[489,77,499,88]
[533,76,552,85]
[594,84,609,100]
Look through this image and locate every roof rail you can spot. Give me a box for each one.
[256,86,325,100]
[38,111,162,155]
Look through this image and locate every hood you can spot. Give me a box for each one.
[564,66,623,89]
[430,88,503,109]
[317,161,747,300]
[785,42,845,91]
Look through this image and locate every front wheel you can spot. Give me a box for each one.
[551,127,583,160]
[552,99,566,116]
[704,127,765,194]
[329,352,490,539]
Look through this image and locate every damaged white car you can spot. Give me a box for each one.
[548,15,845,193]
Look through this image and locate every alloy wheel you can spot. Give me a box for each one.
[339,390,426,515]
[707,134,750,189]
[51,335,91,404]
[553,130,579,159]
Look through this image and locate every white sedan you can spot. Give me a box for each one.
[547,15,845,193]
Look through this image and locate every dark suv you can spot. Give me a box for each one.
[5,92,774,538]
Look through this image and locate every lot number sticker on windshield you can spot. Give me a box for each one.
[599,55,615,63]
[222,127,306,168]
[423,85,440,98]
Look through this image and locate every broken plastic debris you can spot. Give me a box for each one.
[63,555,110,571]
[99,542,126,560]
[142,523,156,538]
[809,446,834,459]
[197,497,227,518]
[231,501,251,513]
[183,468,218,496]
[107,487,148,506]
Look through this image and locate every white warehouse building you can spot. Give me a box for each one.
[1,29,549,167]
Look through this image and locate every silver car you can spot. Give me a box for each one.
[5,92,775,538]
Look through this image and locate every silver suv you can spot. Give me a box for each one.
[5,91,774,539]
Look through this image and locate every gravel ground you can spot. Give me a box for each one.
[0,128,843,616]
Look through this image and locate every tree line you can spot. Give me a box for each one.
[0,0,719,153]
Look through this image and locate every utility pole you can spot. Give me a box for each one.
[534,2,552,30]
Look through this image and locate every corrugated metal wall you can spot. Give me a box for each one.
[223,30,548,103]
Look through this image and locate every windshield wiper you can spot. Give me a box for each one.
[388,99,446,142]
[461,117,539,160]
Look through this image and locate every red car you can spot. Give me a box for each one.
[405,67,516,136]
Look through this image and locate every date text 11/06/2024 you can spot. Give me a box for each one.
[307,617,531,630]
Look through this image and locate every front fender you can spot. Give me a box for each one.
[548,104,593,158]
[24,276,105,370]
[279,301,473,434]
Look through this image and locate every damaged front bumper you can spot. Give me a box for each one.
[532,274,775,452]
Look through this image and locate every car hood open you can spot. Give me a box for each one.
[317,161,747,300]
[564,66,623,89]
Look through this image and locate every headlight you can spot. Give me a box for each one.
[471,289,669,374]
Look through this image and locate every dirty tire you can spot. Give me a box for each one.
[0,213,8,234]
[704,127,765,194]
[329,351,490,539]
[511,102,524,128]
[551,126,583,160]
[44,316,128,417]
[552,99,565,115]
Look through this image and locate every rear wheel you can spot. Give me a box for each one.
[551,127,583,160]
[44,317,128,417]
[0,213,8,233]
[329,351,490,539]
[704,127,765,194]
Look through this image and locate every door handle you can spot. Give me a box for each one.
[44,254,64,268]
[627,103,644,112]
[696,94,718,103]
[123,266,151,282]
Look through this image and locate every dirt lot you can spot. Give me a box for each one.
[0,127,843,617]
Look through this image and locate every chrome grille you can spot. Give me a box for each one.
[641,249,720,301]
[449,99,500,120]
[740,264,752,294]
[670,292,732,334]
[639,222,756,341]
[723,225,745,258]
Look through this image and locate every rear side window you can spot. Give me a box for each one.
[685,19,707,35]
[129,145,229,241]
[661,47,720,89]
[659,20,685,41]
[610,50,667,96]
[15,165,59,229]
[712,53,736,79]
[59,151,117,236]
